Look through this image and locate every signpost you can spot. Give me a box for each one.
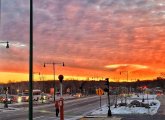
[96,88,104,96]
[96,88,104,110]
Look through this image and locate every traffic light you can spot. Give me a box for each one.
[105,78,109,86]
[3,87,7,91]
[58,74,64,83]
[104,78,109,92]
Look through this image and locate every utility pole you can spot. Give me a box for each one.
[44,62,64,102]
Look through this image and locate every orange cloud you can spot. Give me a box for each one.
[1,0,165,82]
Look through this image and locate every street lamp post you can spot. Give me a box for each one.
[29,0,33,120]
[120,71,131,93]
[0,0,9,49]
[37,72,45,92]
[38,72,44,92]
[35,72,45,103]
[0,8,10,107]
[120,71,129,104]
[38,72,41,90]
[0,0,2,25]
[44,62,64,102]
[120,71,128,82]
[33,72,41,90]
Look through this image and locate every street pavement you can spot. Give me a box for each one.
[156,95,165,115]
[0,95,109,120]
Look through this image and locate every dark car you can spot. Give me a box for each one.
[7,95,17,103]
[0,94,16,104]
[0,94,6,103]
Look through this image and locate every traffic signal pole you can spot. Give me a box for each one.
[107,87,112,117]
[105,78,112,117]
[100,96,102,110]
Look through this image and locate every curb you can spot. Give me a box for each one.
[80,116,121,120]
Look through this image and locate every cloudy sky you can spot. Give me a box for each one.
[0,0,165,83]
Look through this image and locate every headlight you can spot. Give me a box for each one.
[17,97,22,103]
[26,96,29,100]
[43,96,46,99]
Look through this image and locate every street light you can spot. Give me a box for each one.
[0,41,9,48]
[0,3,10,107]
[120,71,129,105]
[29,0,33,120]
[37,72,45,92]
[0,0,2,25]
[33,72,41,89]
[120,71,131,93]
[120,71,128,82]
[0,6,9,107]
[0,0,9,49]
[43,62,64,102]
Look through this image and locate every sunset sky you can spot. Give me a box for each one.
[0,0,165,83]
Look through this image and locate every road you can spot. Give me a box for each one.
[2,95,164,120]
[0,95,108,120]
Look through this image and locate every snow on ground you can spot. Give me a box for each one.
[131,94,157,100]
[91,94,160,116]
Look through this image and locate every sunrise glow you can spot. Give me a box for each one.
[1,0,165,83]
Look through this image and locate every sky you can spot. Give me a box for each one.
[0,0,165,83]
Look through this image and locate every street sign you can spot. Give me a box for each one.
[96,88,104,96]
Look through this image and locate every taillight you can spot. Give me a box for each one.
[26,96,29,100]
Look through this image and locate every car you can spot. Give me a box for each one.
[73,93,82,98]
[0,94,6,103]
[17,93,29,102]
[4,95,17,104]
[41,93,52,100]
[0,94,16,104]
